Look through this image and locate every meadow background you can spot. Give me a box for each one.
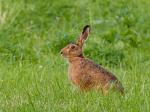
[0,0,150,111]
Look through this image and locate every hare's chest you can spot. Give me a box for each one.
[68,64,94,88]
[68,64,84,85]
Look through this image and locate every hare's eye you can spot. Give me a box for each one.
[71,46,75,49]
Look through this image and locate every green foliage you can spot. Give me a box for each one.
[84,41,125,66]
[50,33,75,54]
[0,0,150,112]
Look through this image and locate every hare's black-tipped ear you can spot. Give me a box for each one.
[76,25,90,48]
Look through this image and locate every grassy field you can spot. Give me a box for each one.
[0,0,150,111]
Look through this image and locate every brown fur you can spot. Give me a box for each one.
[60,25,124,95]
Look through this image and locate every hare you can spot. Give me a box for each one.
[60,25,124,95]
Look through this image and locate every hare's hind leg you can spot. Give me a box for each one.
[114,80,124,95]
[101,83,111,96]
[101,88,109,96]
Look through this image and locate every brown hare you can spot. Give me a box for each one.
[60,25,124,95]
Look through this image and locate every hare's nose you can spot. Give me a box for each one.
[60,51,63,54]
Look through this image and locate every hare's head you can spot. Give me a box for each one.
[60,25,90,58]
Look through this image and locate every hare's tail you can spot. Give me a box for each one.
[114,80,124,95]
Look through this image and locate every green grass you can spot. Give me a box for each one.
[0,0,150,111]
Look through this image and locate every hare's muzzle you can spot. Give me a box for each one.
[60,49,64,56]
[60,51,63,54]
[60,51,63,56]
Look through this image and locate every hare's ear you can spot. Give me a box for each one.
[76,25,90,48]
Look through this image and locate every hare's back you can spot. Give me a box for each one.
[84,59,117,81]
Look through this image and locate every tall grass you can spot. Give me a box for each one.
[0,0,150,111]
